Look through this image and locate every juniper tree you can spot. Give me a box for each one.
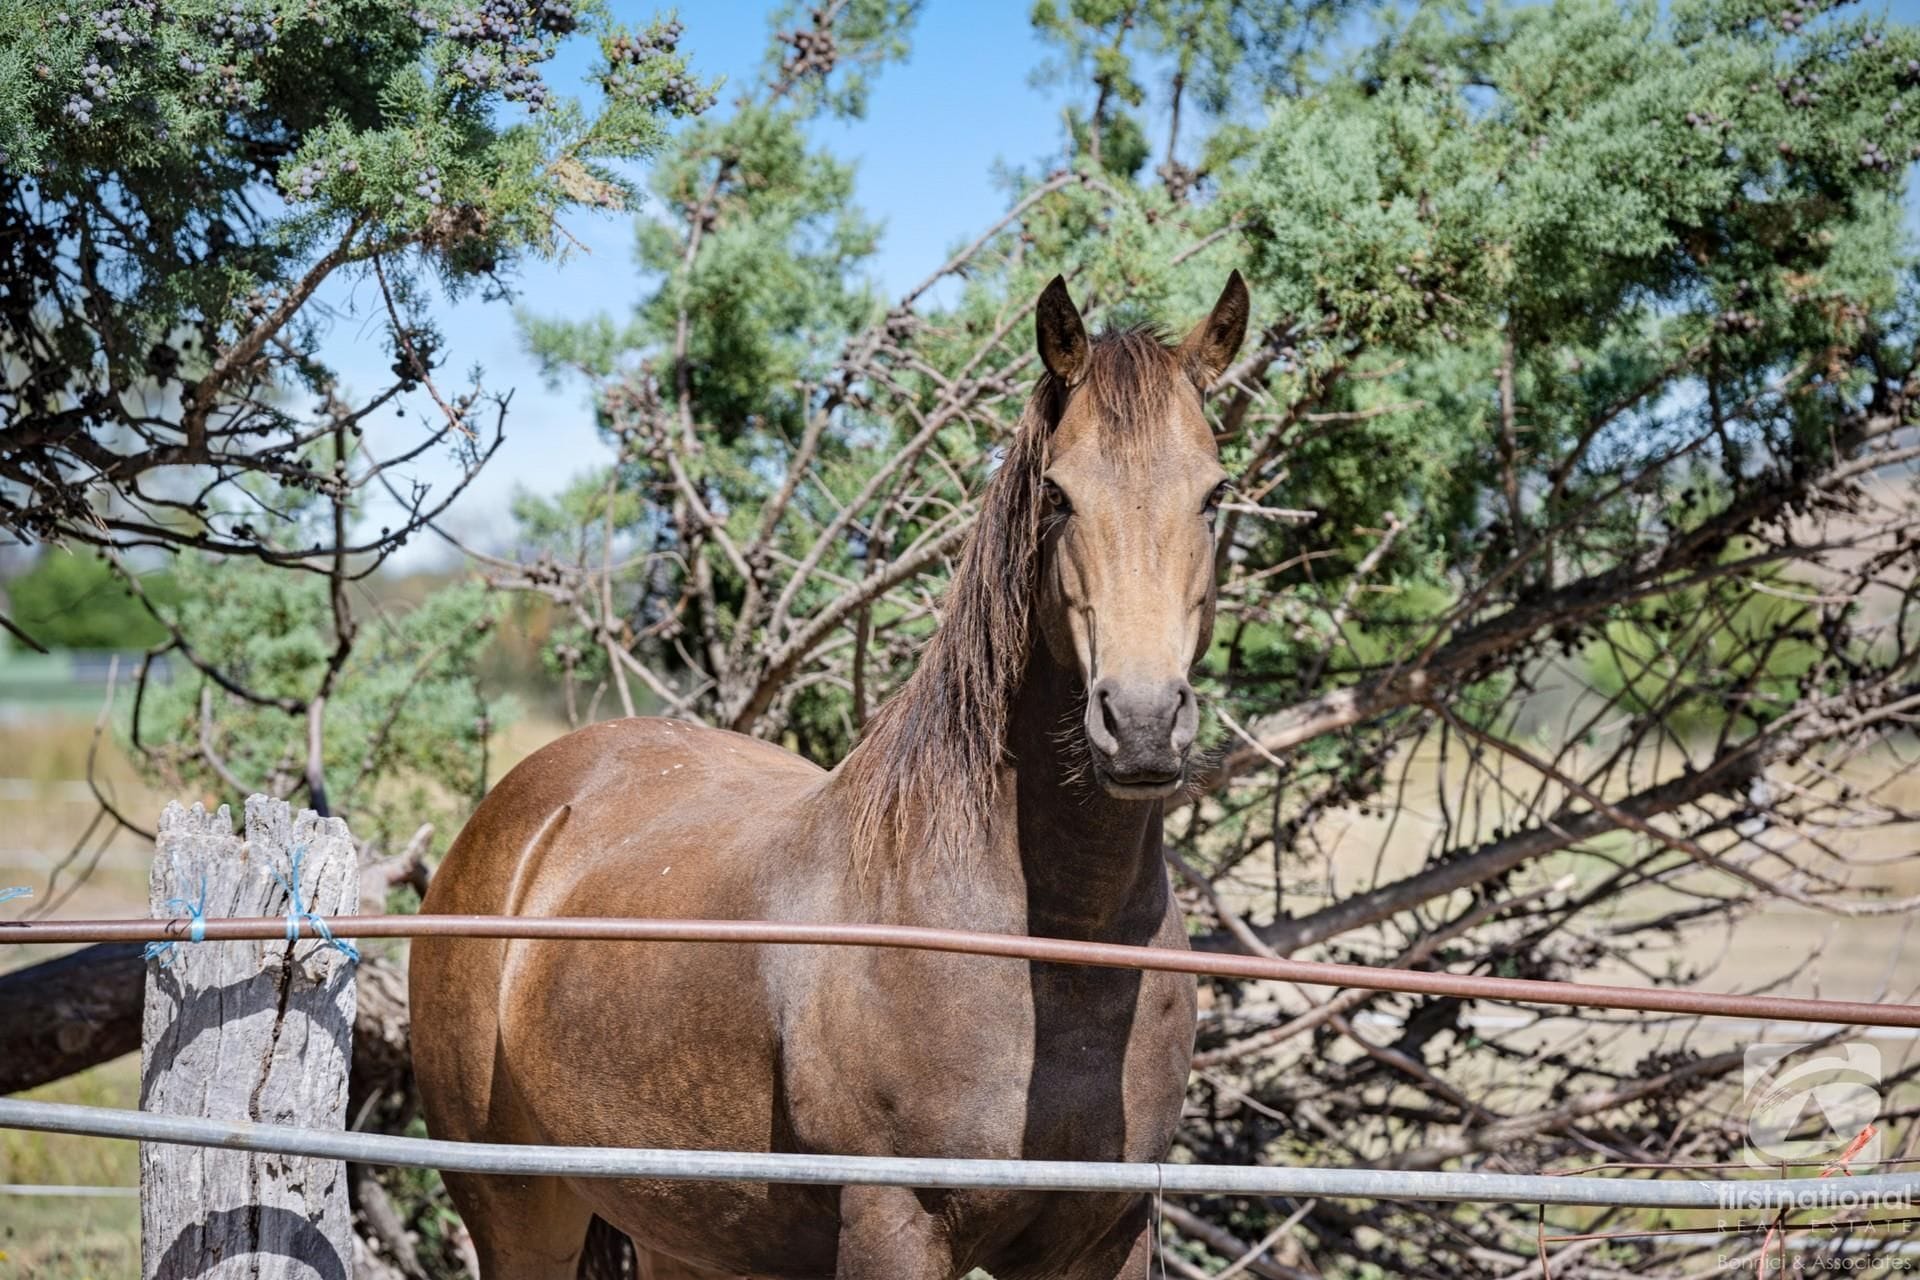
[10,0,1920,1274]
[509,1,1920,1274]
[0,5,711,1270]
[0,0,716,829]
[0,0,707,628]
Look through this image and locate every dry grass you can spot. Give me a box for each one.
[0,1058,140,1279]
[0,1194,138,1280]
[0,711,569,960]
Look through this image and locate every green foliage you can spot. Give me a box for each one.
[523,8,902,416]
[1190,0,1920,705]
[0,0,717,558]
[5,551,174,651]
[1031,0,1366,177]
[515,0,918,751]
[634,103,883,429]
[757,0,919,120]
[6,0,1909,1268]
[0,0,707,276]
[126,557,502,856]
[0,0,692,860]
[0,0,703,849]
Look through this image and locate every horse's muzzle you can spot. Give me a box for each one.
[1085,677,1197,797]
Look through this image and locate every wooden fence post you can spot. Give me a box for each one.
[140,795,359,1280]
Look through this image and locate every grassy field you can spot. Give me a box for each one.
[0,1197,138,1280]
[0,711,154,1277]
[0,1060,140,1280]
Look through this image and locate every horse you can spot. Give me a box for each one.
[409,270,1250,1280]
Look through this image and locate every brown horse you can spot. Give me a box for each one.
[410,271,1249,1280]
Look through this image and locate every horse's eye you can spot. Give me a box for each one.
[1204,481,1232,517]
[1043,479,1071,515]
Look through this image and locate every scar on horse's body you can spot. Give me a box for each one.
[410,272,1250,1279]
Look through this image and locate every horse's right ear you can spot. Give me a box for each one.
[1036,275,1089,385]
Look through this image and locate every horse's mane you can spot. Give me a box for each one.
[837,326,1183,867]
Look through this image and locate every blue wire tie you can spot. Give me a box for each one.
[143,873,206,968]
[272,843,359,964]
[0,885,31,908]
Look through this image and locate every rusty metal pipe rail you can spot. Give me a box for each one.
[5,913,1918,1029]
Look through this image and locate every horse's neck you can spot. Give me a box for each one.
[999,655,1170,943]
[825,654,1170,941]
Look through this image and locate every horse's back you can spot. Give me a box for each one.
[419,716,821,914]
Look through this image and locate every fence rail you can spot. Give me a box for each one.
[0,1182,140,1198]
[6,912,1919,1029]
[8,796,1919,1278]
[3,1098,1915,1212]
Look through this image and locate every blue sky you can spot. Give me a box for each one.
[346,0,1920,562]
[348,0,1071,559]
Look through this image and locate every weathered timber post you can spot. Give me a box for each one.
[141,796,358,1280]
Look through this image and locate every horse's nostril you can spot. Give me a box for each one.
[1084,682,1123,758]
[1170,682,1199,753]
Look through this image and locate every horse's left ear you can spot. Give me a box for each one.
[1179,270,1249,390]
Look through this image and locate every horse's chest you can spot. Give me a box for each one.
[781,951,1195,1165]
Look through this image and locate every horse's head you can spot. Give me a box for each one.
[1030,272,1248,799]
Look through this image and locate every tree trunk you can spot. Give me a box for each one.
[0,941,144,1094]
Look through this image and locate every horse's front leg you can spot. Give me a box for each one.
[1103,1221,1153,1280]
[834,1185,954,1280]
[1068,1198,1153,1280]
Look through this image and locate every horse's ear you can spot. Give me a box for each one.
[1036,275,1089,385]
[1179,270,1249,389]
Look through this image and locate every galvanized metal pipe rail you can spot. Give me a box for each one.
[1,1098,1913,1211]
[5,913,1919,1029]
